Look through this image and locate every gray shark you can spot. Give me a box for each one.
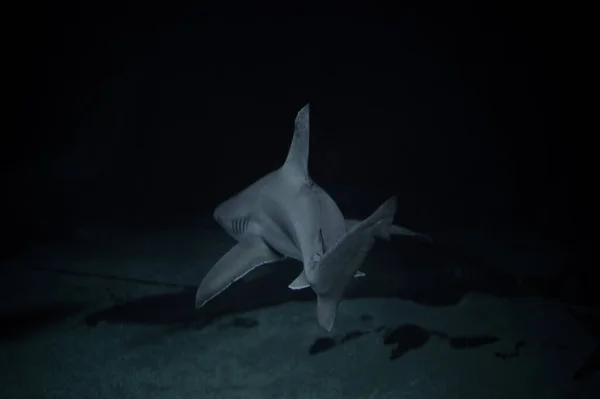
[195,103,430,330]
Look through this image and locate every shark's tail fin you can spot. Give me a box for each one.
[367,198,431,242]
[345,206,432,243]
[389,225,433,243]
[366,196,397,241]
[308,196,397,331]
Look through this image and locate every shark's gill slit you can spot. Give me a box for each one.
[232,217,246,235]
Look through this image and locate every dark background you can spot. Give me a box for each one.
[3,2,584,270]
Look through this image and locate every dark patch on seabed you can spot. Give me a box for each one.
[80,269,598,381]
[494,340,526,359]
[84,289,202,327]
[309,337,336,355]
[307,323,500,360]
[83,272,315,329]
[382,324,430,359]
[569,306,600,381]
[218,316,259,329]
[341,330,368,343]
[382,325,500,360]
[0,301,85,341]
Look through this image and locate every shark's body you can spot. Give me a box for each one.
[195,104,430,330]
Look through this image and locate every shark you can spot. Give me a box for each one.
[195,103,431,330]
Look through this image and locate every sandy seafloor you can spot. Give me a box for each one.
[1,219,598,399]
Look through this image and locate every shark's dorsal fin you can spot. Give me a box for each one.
[282,103,310,183]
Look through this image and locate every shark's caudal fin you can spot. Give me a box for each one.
[390,225,433,242]
[309,197,397,330]
[282,103,310,184]
[345,219,433,243]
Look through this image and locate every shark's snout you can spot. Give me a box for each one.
[213,207,221,221]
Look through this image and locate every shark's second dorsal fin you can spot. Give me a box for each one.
[282,103,310,183]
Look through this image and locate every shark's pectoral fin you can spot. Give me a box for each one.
[240,259,285,283]
[288,269,365,290]
[288,271,310,290]
[317,295,339,331]
[195,235,283,308]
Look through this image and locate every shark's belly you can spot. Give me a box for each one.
[254,214,302,261]
[263,231,302,261]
